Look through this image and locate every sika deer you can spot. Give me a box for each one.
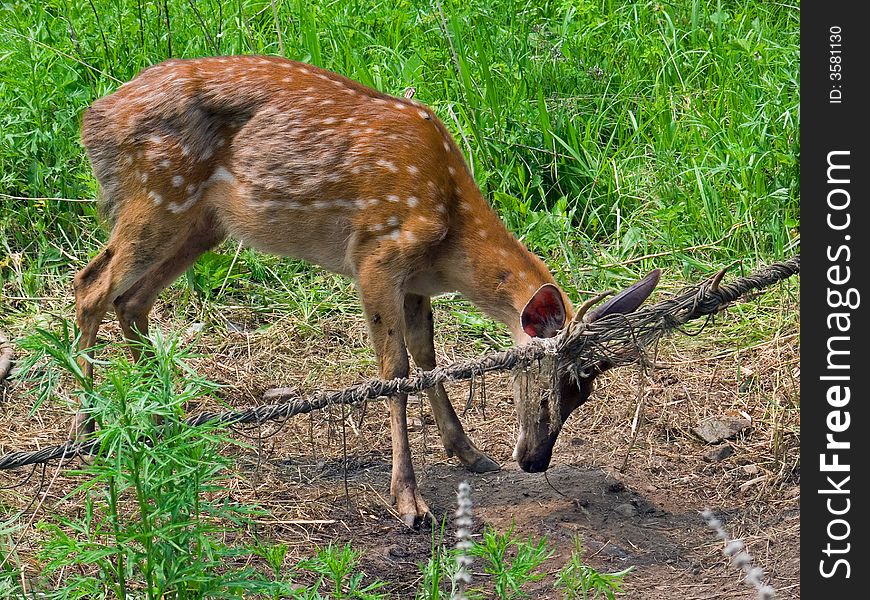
[74,55,659,527]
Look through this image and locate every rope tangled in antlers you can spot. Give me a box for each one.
[0,254,799,472]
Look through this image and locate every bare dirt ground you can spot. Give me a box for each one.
[0,284,800,599]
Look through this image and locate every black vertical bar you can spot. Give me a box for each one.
[802,2,869,596]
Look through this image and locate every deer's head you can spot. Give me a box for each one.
[512,270,661,473]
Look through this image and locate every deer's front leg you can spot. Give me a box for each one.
[358,265,431,528]
[403,294,499,473]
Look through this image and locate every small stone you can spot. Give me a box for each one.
[614,503,638,518]
[703,445,734,462]
[693,416,751,444]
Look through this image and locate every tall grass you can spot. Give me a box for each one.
[1,0,799,306]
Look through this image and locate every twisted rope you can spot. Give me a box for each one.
[0,254,799,472]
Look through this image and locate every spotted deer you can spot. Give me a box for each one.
[74,55,660,527]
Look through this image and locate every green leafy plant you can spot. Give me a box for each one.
[297,543,387,600]
[20,325,286,599]
[416,518,465,600]
[470,524,553,599]
[555,537,632,600]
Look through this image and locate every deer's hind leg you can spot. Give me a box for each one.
[112,210,225,359]
[72,201,216,437]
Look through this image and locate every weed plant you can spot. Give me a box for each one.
[12,327,290,599]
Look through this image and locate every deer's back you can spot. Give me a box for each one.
[81,56,476,278]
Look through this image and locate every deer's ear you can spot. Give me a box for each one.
[585,269,661,322]
[521,284,567,338]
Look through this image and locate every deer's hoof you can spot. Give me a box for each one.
[465,454,500,473]
[394,488,432,529]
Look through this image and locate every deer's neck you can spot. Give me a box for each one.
[442,184,574,344]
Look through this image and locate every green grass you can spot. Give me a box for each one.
[0,0,799,321]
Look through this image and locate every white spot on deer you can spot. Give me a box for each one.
[312,200,331,209]
[386,194,400,203]
[478,229,488,239]
[148,190,163,205]
[498,248,509,258]
[403,230,417,243]
[448,166,456,176]
[393,102,407,111]
[367,198,380,207]
[321,99,336,106]
[389,230,401,241]
[282,76,293,83]
[167,189,201,214]
[280,62,293,69]
[186,183,197,195]
[149,135,163,145]
[138,171,148,183]
[172,175,184,188]
[378,159,399,173]
[158,159,171,169]
[407,196,419,208]
[460,201,473,212]
[350,165,363,174]
[373,98,388,105]
[370,222,385,232]
[199,146,214,161]
[207,166,236,184]
[322,117,337,125]
[407,165,419,175]
[443,141,450,151]
[417,110,430,119]
[435,203,447,214]
[298,66,312,74]
[181,145,191,157]
[123,154,134,165]
[387,216,400,227]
